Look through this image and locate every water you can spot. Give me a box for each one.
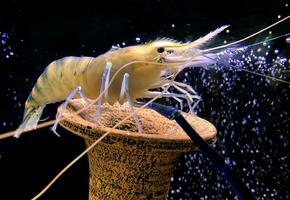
[0,1,289,199]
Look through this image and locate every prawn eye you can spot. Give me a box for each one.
[157,47,165,53]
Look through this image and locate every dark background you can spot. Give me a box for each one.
[0,0,289,199]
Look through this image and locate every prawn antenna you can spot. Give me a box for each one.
[203,16,290,52]
[0,120,55,140]
[241,69,290,84]
[241,33,290,49]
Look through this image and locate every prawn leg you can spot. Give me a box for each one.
[95,62,112,123]
[120,73,143,133]
[145,90,201,135]
[172,81,198,95]
[51,86,89,136]
[171,84,201,114]
[172,96,184,110]
[145,90,201,114]
[161,86,184,110]
[162,81,201,114]
[162,81,198,96]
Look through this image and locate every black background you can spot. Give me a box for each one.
[0,0,289,199]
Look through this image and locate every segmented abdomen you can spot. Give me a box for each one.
[25,56,93,109]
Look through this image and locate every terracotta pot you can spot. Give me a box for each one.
[59,99,216,200]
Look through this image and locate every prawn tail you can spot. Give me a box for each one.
[14,105,46,138]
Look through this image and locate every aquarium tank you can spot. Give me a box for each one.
[0,0,289,199]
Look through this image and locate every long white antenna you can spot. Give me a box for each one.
[203,16,290,52]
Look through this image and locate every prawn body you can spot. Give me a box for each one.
[16,25,233,137]
[24,45,177,107]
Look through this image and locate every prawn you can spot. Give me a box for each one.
[14,25,232,138]
[0,16,289,199]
